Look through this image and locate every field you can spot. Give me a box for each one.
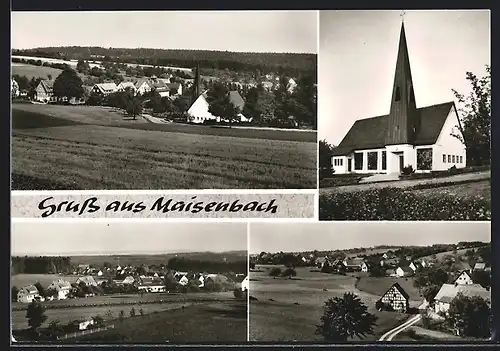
[70,301,247,343]
[12,104,317,190]
[12,274,81,289]
[12,63,64,80]
[249,266,420,342]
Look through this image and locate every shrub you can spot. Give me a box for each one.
[319,187,491,220]
[375,300,385,310]
[402,165,415,175]
[233,288,243,299]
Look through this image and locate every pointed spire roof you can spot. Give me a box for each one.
[385,22,419,145]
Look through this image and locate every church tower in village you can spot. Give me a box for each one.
[193,61,202,101]
[385,22,419,146]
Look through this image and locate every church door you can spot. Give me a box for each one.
[347,159,352,172]
[399,155,404,173]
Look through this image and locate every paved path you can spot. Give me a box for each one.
[141,113,169,124]
[379,314,422,341]
[322,171,490,194]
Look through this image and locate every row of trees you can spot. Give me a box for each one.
[12,256,72,275]
[13,47,317,77]
[166,257,247,274]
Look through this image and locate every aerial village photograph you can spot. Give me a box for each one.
[318,10,491,220]
[11,221,249,343]
[11,10,318,190]
[249,221,492,342]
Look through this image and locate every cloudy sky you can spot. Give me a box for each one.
[318,10,491,145]
[11,11,318,53]
[250,222,491,254]
[11,221,247,256]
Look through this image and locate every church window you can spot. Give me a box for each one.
[452,155,456,163]
[460,156,463,163]
[448,155,451,163]
[368,152,378,170]
[354,152,363,170]
[416,148,432,170]
[381,151,387,170]
[443,154,447,163]
[395,87,401,102]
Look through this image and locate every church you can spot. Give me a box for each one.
[331,22,466,175]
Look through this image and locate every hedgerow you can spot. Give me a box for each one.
[319,187,491,221]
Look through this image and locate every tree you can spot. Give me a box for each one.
[53,67,84,100]
[289,74,316,128]
[207,83,240,122]
[130,307,136,317]
[269,267,282,278]
[48,320,64,334]
[319,139,335,171]
[47,74,52,81]
[446,293,491,338]
[422,285,441,304]
[76,60,91,74]
[451,65,491,166]
[281,267,297,279]
[233,288,243,299]
[368,264,385,277]
[471,270,491,289]
[12,286,19,302]
[34,282,46,298]
[118,310,125,322]
[242,86,262,121]
[125,96,143,120]
[414,267,449,291]
[26,300,48,333]
[93,315,105,328]
[316,292,378,341]
[164,270,178,291]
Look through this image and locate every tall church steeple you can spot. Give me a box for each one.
[385,21,419,146]
[193,61,201,100]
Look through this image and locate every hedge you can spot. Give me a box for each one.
[319,187,491,221]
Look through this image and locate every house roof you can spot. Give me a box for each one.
[453,260,472,272]
[453,270,472,283]
[434,283,490,304]
[383,282,410,300]
[134,78,151,89]
[331,101,455,156]
[118,81,136,89]
[38,80,54,94]
[229,91,245,110]
[344,258,364,266]
[95,83,117,93]
[51,279,72,290]
[398,266,413,274]
[21,285,39,294]
[76,276,97,285]
[474,263,486,270]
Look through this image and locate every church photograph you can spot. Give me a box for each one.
[318,10,491,221]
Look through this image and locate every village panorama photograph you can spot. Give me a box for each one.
[248,221,492,343]
[11,10,317,190]
[11,221,248,344]
[318,10,491,220]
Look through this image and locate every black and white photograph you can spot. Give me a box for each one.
[11,10,317,190]
[249,221,492,342]
[11,221,248,343]
[318,10,491,220]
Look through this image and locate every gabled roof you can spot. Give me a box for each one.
[397,266,413,274]
[94,83,117,93]
[37,80,54,94]
[474,262,487,270]
[50,279,72,290]
[453,270,472,283]
[331,101,455,156]
[383,282,410,300]
[118,81,136,90]
[20,285,39,294]
[434,283,490,304]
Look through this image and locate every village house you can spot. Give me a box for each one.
[409,261,421,273]
[116,81,137,93]
[187,89,249,124]
[315,256,329,268]
[379,282,410,313]
[241,275,249,291]
[396,265,414,277]
[78,319,94,331]
[34,79,56,103]
[361,262,371,273]
[167,82,182,97]
[433,283,490,314]
[11,78,20,97]
[17,285,43,303]
[134,78,152,95]
[331,22,466,175]
[343,258,364,272]
[122,275,135,285]
[453,270,474,285]
[138,279,166,293]
[92,82,118,96]
[47,279,72,300]
[385,268,397,277]
[474,262,487,271]
[76,275,98,287]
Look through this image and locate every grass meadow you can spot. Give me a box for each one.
[249,266,420,342]
[12,104,317,190]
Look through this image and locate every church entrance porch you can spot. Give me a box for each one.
[399,155,404,173]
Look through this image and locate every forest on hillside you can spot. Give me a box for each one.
[12,47,317,76]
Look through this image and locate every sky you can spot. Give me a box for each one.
[11,221,247,256]
[318,10,491,145]
[250,222,491,254]
[11,11,318,53]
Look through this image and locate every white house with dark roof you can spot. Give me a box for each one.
[453,270,474,285]
[379,282,410,313]
[434,283,490,314]
[331,22,466,175]
[47,279,73,300]
[474,262,487,271]
[76,276,98,287]
[92,82,118,96]
[17,285,43,303]
[134,78,152,95]
[396,265,414,277]
[117,81,137,93]
[34,79,55,103]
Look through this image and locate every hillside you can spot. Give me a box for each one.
[12,47,317,75]
[69,251,247,267]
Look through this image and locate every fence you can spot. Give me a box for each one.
[56,324,115,340]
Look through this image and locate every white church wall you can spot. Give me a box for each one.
[433,106,467,171]
[332,156,348,174]
[187,95,218,124]
[385,144,414,173]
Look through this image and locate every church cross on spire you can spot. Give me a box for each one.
[400,10,406,23]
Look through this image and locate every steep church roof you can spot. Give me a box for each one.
[332,101,455,156]
[332,22,457,156]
